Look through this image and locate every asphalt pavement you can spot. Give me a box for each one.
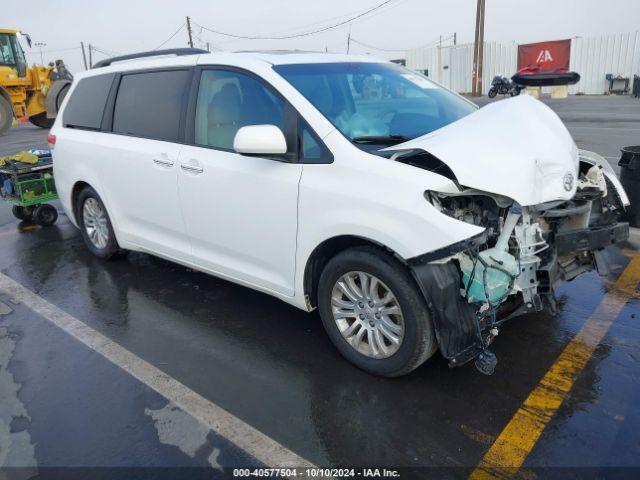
[0,95,639,479]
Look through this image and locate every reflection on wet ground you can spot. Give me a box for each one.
[0,212,638,477]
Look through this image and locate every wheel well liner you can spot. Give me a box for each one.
[71,181,91,223]
[303,235,405,309]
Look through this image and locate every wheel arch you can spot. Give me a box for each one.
[71,180,93,224]
[303,235,409,309]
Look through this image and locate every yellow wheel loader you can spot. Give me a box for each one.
[0,29,72,135]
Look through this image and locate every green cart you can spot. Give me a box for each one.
[0,155,59,226]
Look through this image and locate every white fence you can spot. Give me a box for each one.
[406,31,640,95]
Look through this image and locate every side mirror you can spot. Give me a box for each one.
[233,125,287,156]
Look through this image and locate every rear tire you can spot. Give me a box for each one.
[77,186,122,259]
[28,112,55,129]
[0,96,12,135]
[12,205,32,221]
[33,204,58,227]
[317,246,437,377]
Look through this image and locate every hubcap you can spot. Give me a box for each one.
[331,271,404,359]
[82,197,109,249]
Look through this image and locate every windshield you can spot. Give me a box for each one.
[0,34,17,66]
[273,62,477,148]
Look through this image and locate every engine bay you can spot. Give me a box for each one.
[422,163,629,374]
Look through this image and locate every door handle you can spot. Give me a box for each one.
[153,158,174,167]
[180,164,204,174]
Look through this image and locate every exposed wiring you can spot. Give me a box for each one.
[153,23,186,50]
[193,0,393,40]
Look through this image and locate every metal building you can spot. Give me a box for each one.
[406,31,640,95]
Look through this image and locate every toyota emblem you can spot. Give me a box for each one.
[563,172,574,192]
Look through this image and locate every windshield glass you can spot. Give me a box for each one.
[273,62,477,147]
[0,34,17,66]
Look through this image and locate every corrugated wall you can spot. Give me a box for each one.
[406,31,640,95]
[570,31,640,94]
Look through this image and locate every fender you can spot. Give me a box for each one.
[579,149,630,206]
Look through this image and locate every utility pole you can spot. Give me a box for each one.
[186,16,194,48]
[206,42,210,52]
[454,32,457,46]
[472,0,486,96]
[80,42,88,70]
[437,35,442,82]
[346,32,351,54]
[88,43,93,68]
[35,42,46,65]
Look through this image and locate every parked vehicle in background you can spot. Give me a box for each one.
[0,28,73,134]
[488,75,525,98]
[51,49,629,377]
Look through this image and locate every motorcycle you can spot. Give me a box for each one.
[488,76,525,98]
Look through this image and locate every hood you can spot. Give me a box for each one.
[384,95,579,206]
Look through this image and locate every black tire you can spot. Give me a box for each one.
[33,204,58,226]
[317,246,437,377]
[0,96,12,135]
[12,205,33,221]
[488,88,498,99]
[28,112,55,129]
[76,186,122,259]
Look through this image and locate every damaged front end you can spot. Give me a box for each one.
[409,164,629,375]
[385,95,630,374]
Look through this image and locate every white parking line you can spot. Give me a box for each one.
[0,272,315,470]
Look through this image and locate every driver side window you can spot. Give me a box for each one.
[195,69,285,150]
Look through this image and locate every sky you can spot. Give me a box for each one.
[4,0,640,74]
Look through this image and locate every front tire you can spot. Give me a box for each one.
[77,186,122,259]
[0,96,12,135]
[317,247,437,377]
[488,88,498,99]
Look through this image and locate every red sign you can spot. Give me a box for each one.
[518,39,571,70]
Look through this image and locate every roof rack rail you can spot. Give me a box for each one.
[92,48,208,69]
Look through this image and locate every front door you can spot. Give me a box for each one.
[177,68,301,296]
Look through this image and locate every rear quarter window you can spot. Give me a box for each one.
[63,73,116,130]
[112,69,191,142]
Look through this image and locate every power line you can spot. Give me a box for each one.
[193,0,393,40]
[31,46,81,54]
[154,22,186,50]
[350,34,456,53]
[266,0,405,37]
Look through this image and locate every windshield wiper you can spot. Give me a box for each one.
[352,134,413,145]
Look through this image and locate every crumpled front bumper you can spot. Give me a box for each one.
[409,221,630,369]
[555,222,629,256]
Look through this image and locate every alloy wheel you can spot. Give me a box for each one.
[330,271,405,359]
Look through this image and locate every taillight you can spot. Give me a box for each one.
[47,133,56,148]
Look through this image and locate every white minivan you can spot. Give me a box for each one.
[51,49,629,376]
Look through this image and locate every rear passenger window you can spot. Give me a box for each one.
[113,70,190,142]
[63,73,115,130]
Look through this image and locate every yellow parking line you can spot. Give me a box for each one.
[469,254,640,480]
